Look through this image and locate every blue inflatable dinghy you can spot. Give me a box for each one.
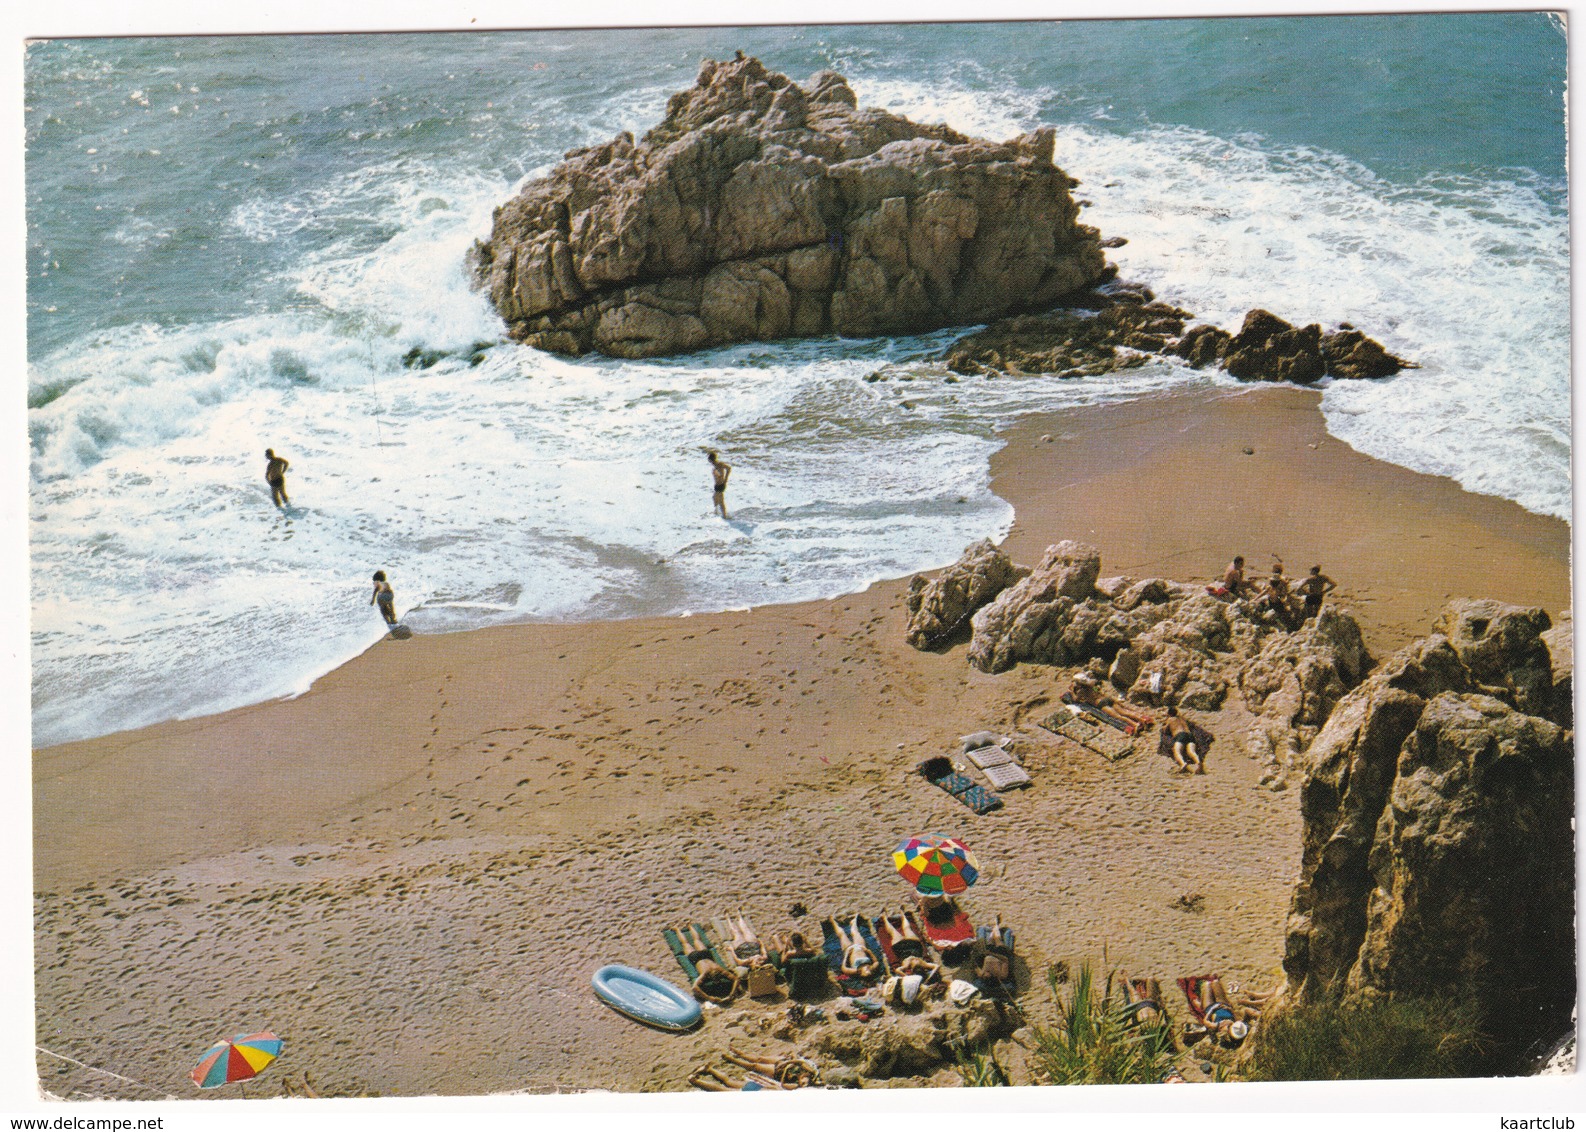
[591,964,702,1031]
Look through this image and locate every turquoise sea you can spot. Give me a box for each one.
[25,14,1569,745]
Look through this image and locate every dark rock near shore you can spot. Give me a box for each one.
[470,54,1109,358]
[943,290,1191,378]
[944,300,1415,386]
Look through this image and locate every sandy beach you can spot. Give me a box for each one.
[33,384,1570,1099]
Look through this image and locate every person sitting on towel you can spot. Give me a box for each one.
[769,929,818,963]
[1163,703,1206,774]
[677,924,741,1004]
[1221,554,1252,598]
[1068,671,1153,733]
[826,916,880,981]
[968,917,1015,991]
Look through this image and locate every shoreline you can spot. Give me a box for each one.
[32,383,1572,1098]
[35,381,1571,755]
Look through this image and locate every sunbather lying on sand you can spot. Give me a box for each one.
[1181,975,1266,1046]
[1067,672,1153,733]
[724,913,770,966]
[1163,704,1206,774]
[675,924,741,1005]
[1119,975,1168,1029]
[826,916,880,980]
[687,1066,793,1092]
[726,1046,820,1087]
[876,912,928,960]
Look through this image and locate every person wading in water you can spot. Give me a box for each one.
[707,450,732,520]
[264,448,290,508]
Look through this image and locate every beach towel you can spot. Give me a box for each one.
[1158,722,1216,762]
[663,924,734,984]
[916,898,976,958]
[872,911,936,970]
[820,917,887,995]
[1177,974,1217,1021]
[1038,709,1133,761]
[966,744,1014,769]
[662,927,703,983]
[962,744,1032,788]
[916,755,1004,814]
[980,761,1032,790]
[1060,691,1135,733]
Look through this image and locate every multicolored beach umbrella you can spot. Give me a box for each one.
[190,1031,283,1089]
[893,833,980,896]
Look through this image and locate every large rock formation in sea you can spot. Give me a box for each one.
[1281,600,1574,1069]
[469,54,1110,358]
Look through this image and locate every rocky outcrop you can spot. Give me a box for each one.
[471,54,1109,358]
[944,289,1191,377]
[946,541,1369,727]
[812,997,1014,1079]
[1282,602,1574,1069]
[1238,607,1370,780]
[1432,599,1557,722]
[965,541,1105,672]
[905,540,1027,648]
[1542,609,1573,724]
[942,293,1415,386]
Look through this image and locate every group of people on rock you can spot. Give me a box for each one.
[1216,554,1335,631]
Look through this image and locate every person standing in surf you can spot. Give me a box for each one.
[371,570,397,626]
[264,448,290,508]
[707,450,732,520]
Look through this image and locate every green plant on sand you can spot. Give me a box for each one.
[951,1040,1010,1087]
[1028,961,1178,1086]
[1241,994,1486,1081]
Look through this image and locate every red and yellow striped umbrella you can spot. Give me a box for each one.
[191,1031,283,1088]
[893,833,980,896]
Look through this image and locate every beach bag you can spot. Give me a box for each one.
[746,965,779,998]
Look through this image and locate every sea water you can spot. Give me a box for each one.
[25,15,1569,746]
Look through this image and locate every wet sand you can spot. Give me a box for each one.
[32,383,1570,1099]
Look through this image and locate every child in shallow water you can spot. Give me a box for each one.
[370,570,397,626]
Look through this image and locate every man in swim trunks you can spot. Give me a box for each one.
[1293,565,1337,622]
[707,450,731,519]
[677,924,741,1005]
[1222,555,1250,598]
[264,448,290,508]
[1164,704,1205,774]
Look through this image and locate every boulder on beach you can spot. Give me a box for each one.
[470,54,1110,358]
[905,539,1028,649]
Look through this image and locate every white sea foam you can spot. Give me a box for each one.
[29,63,1570,747]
